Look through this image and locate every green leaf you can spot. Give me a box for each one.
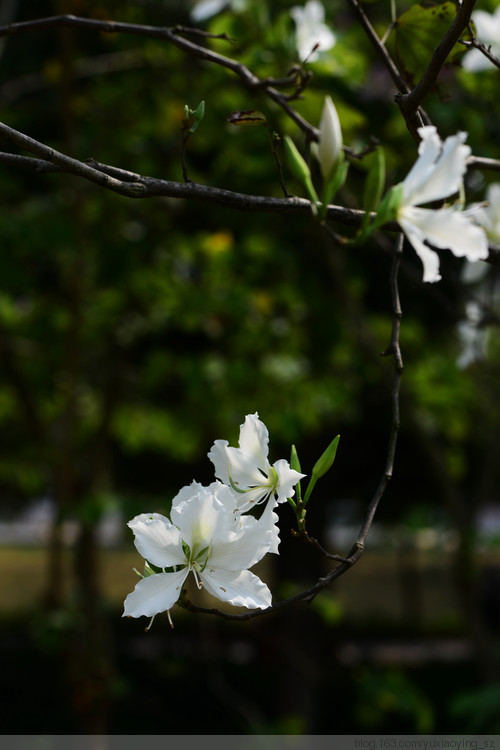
[393,2,471,86]
[369,183,404,236]
[188,100,205,134]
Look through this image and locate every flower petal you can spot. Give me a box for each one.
[401,126,442,205]
[200,567,272,609]
[123,569,188,618]
[209,518,273,570]
[399,206,489,283]
[237,413,270,472]
[171,489,227,550]
[403,128,469,206]
[128,513,185,568]
[171,480,204,508]
[273,459,306,504]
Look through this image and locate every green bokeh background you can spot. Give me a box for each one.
[1,0,500,735]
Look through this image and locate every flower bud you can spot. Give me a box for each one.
[318,96,342,180]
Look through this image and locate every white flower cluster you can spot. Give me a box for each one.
[123,413,304,621]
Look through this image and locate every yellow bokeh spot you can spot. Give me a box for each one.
[201,231,233,254]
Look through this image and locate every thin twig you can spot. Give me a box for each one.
[0,14,317,141]
[396,0,476,117]
[346,0,429,139]
[459,38,500,70]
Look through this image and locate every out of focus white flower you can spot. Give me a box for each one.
[457,301,489,368]
[463,7,500,72]
[191,0,248,23]
[290,1,336,62]
[472,183,500,244]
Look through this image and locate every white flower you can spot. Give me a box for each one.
[471,183,500,244]
[190,0,248,22]
[318,96,342,180]
[208,412,305,513]
[173,478,282,553]
[290,1,336,62]
[463,8,500,72]
[396,126,489,283]
[123,486,273,618]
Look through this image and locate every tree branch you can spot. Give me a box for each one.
[0,14,317,140]
[396,0,477,116]
[346,0,429,140]
[0,144,375,225]
[177,234,405,621]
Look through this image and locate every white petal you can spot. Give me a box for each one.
[209,517,273,570]
[415,133,469,205]
[171,480,204,508]
[273,459,306,504]
[200,567,272,609]
[171,489,227,550]
[238,413,270,472]
[191,0,227,22]
[208,439,268,501]
[399,215,442,282]
[258,498,281,554]
[399,206,489,283]
[403,128,469,206]
[207,439,231,484]
[402,126,442,205]
[128,513,185,568]
[123,569,188,618]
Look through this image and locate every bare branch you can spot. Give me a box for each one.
[0,14,317,141]
[0,144,373,225]
[396,0,477,117]
[459,30,500,70]
[346,0,429,140]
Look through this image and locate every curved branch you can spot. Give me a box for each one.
[0,14,317,140]
[178,234,405,621]
[345,0,429,140]
[396,0,477,116]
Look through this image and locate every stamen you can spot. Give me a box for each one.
[145,615,156,632]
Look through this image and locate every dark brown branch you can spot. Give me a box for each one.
[0,146,376,225]
[396,0,476,116]
[0,14,317,141]
[356,233,404,549]
[346,0,429,140]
